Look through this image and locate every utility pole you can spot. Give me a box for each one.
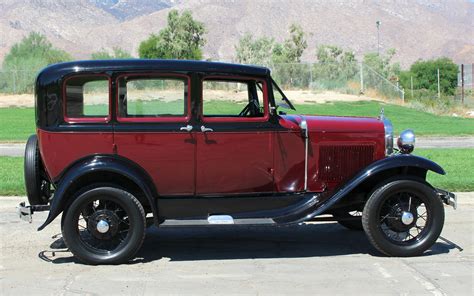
[376,21,381,55]
[410,76,414,98]
[360,62,364,94]
[437,68,441,99]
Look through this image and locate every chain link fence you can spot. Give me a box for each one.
[10,63,474,107]
[269,62,405,101]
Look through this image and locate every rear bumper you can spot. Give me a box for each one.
[437,189,457,210]
[17,202,50,223]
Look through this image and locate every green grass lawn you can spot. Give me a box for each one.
[1,148,472,196]
[290,101,474,136]
[0,157,24,195]
[1,101,473,142]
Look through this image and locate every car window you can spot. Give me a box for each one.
[65,76,109,119]
[118,76,187,118]
[202,79,265,117]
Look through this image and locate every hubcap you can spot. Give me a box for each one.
[401,211,414,225]
[96,219,110,233]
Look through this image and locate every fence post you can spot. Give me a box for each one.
[359,62,364,94]
[461,64,464,104]
[437,68,441,99]
[13,71,16,94]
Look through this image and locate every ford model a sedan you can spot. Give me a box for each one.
[19,60,456,264]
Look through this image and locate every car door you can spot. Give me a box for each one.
[195,76,274,195]
[114,73,196,196]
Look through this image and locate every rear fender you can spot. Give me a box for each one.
[37,155,158,231]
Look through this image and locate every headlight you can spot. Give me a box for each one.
[382,117,394,155]
[397,129,415,154]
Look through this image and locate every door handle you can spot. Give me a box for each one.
[180,125,193,132]
[200,125,213,132]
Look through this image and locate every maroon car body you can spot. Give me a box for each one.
[18,60,455,264]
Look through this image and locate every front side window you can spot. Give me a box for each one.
[118,76,188,120]
[65,76,110,121]
[202,79,266,119]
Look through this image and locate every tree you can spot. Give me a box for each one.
[363,48,400,79]
[138,10,206,60]
[235,24,307,65]
[234,33,276,65]
[91,47,132,59]
[1,32,72,93]
[401,57,458,95]
[314,45,357,80]
[277,24,308,63]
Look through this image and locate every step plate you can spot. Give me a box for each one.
[161,218,275,227]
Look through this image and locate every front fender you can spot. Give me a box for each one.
[293,154,445,223]
[37,155,158,231]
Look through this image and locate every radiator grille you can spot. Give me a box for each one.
[319,145,375,183]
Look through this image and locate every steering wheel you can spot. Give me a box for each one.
[238,100,260,117]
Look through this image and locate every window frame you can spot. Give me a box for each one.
[115,73,191,123]
[63,74,112,124]
[200,75,270,123]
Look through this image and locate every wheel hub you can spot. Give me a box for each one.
[96,219,110,233]
[87,210,120,240]
[385,202,417,231]
[401,211,414,225]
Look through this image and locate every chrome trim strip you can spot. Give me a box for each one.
[299,116,309,191]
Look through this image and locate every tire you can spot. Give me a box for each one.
[334,211,363,230]
[61,186,146,265]
[362,179,444,257]
[24,135,49,205]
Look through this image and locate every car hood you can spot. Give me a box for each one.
[279,114,384,133]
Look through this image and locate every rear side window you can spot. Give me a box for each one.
[117,75,188,120]
[64,76,110,122]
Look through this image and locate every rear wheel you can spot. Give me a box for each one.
[362,179,444,257]
[61,187,146,265]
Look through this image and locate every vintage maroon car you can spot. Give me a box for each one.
[18,60,456,264]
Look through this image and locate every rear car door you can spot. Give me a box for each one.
[195,76,274,195]
[114,73,195,196]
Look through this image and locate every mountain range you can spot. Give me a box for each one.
[0,0,472,68]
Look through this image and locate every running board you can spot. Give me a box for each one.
[161,215,275,227]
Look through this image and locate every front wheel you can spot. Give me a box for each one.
[362,179,444,257]
[62,187,146,265]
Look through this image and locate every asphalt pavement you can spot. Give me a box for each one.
[0,195,473,295]
[1,137,474,157]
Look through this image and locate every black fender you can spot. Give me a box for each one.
[38,155,158,231]
[289,154,445,224]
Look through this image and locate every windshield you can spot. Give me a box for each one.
[271,79,295,111]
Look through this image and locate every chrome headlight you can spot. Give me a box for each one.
[382,117,394,155]
[397,129,415,154]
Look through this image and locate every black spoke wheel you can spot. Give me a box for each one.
[62,187,146,265]
[362,179,444,257]
[333,211,363,230]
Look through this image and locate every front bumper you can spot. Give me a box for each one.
[437,189,457,210]
[17,202,50,223]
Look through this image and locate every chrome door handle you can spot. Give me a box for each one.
[180,125,193,132]
[200,125,213,132]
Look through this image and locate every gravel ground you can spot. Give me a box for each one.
[0,195,473,295]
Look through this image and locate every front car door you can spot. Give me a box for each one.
[195,75,274,195]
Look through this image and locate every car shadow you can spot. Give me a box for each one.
[39,223,460,264]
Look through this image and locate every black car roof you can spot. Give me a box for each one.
[38,59,270,78]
